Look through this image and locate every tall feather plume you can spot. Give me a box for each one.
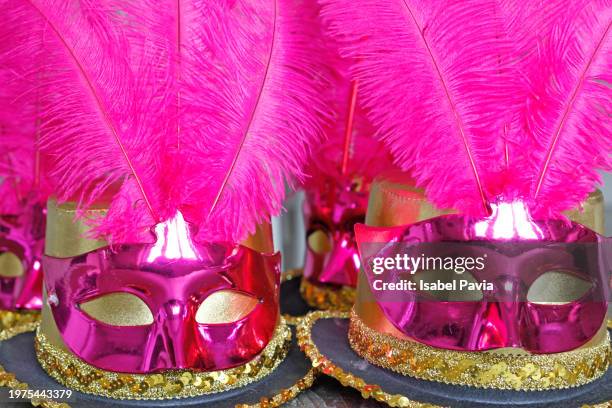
[304,0,395,189]
[496,1,584,67]
[516,1,612,216]
[303,87,394,190]
[112,0,192,159]
[3,0,331,244]
[491,0,590,200]
[114,0,233,232]
[0,0,170,243]
[0,69,35,213]
[319,0,519,215]
[174,0,331,243]
[0,34,50,214]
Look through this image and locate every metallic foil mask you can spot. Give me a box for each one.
[356,200,610,354]
[0,203,44,310]
[303,176,369,287]
[43,211,281,374]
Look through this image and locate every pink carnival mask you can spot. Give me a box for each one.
[43,213,280,373]
[303,177,369,287]
[0,204,45,311]
[356,201,610,354]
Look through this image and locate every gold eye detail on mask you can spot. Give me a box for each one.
[0,252,24,278]
[308,229,332,255]
[79,292,154,326]
[195,290,258,324]
[527,271,592,305]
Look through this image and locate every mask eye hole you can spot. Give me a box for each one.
[411,269,483,301]
[528,271,592,305]
[307,229,332,255]
[0,252,24,277]
[196,290,258,324]
[79,292,154,326]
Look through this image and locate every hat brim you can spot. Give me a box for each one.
[297,311,612,408]
[0,326,315,408]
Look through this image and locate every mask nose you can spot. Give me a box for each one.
[472,276,524,349]
[317,231,360,286]
[142,299,192,371]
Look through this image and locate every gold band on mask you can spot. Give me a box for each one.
[364,171,604,232]
[564,189,605,235]
[349,310,610,390]
[44,199,108,258]
[365,170,450,227]
[44,198,275,258]
[35,319,291,400]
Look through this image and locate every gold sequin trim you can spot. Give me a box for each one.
[236,367,317,408]
[297,310,441,408]
[35,319,292,400]
[0,362,317,408]
[0,310,40,341]
[282,314,303,326]
[300,277,355,312]
[349,310,611,391]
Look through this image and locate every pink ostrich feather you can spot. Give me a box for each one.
[0,55,49,213]
[0,0,170,243]
[303,0,396,189]
[0,72,35,213]
[175,0,331,243]
[304,66,396,188]
[117,0,331,243]
[0,25,31,214]
[2,0,330,244]
[319,0,519,216]
[518,1,611,216]
[0,112,43,214]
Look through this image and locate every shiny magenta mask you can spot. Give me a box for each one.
[356,201,610,354]
[0,204,44,311]
[43,214,281,373]
[303,177,369,287]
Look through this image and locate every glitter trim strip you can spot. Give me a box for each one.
[349,310,610,391]
[299,277,355,312]
[0,310,40,341]
[35,319,292,400]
